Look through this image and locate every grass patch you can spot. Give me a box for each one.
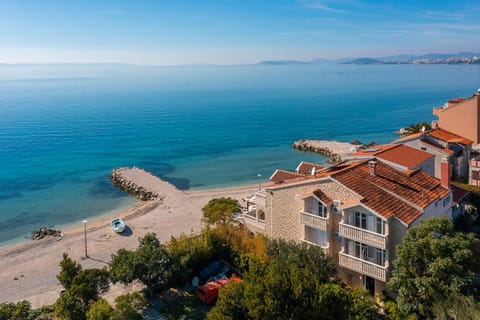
[154,287,211,320]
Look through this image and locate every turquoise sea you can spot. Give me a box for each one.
[1,64,479,244]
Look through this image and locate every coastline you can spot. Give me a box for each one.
[0,179,259,308]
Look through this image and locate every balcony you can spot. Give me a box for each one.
[301,239,330,255]
[339,222,387,249]
[300,211,328,231]
[243,212,266,231]
[339,252,388,282]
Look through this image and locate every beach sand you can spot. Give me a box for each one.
[0,176,259,308]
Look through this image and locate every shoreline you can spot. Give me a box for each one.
[0,178,259,308]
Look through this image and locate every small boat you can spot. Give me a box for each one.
[111,218,126,233]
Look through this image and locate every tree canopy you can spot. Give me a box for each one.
[388,216,480,318]
[202,197,240,225]
[110,233,172,296]
[208,239,379,320]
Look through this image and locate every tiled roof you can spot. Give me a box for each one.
[392,132,423,143]
[269,169,304,183]
[376,144,434,169]
[427,128,473,145]
[313,189,333,205]
[350,144,396,156]
[332,160,450,225]
[296,161,326,175]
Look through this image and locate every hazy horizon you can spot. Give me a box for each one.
[1,1,480,65]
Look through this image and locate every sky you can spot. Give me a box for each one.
[0,0,479,65]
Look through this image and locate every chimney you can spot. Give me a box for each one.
[368,160,377,176]
[440,157,451,189]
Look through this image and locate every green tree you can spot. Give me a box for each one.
[0,301,33,320]
[70,268,110,304]
[86,299,112,320]
[388,216,480,318]
[57,253,82,290]
[202,197,240,225]
[110,233,172,296]
[208,239,358,320]
[110,292,147,320]
[402,122,432,135]
[206,282,247,320]
[55,290,86,320]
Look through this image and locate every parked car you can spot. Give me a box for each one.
[196,275,242,304]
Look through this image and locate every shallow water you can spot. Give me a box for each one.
[0,63,479,243]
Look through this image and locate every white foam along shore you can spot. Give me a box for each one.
[0,167,259,308]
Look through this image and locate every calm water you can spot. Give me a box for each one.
[0,63,479,244]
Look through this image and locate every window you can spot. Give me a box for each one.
[443,194,451,206]
[347,272,353,284]
[318,202,327,218]
[354,211,367,229]
[376,217,385,235]
[258,210,265,221]
[421,147,427,151]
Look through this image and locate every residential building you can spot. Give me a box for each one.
[245,158,452,295]
[470,155,480,186]
[348,144,435,176]
[393,128,472,179]
[433,90,480,145]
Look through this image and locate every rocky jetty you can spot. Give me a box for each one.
[110,167,162,201]
[31,227,63,240]
[293,139,360,164]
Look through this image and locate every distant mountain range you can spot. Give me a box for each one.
[256,52,480,65]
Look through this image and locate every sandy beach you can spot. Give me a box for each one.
[0,171,259,308]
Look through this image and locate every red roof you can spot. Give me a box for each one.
[313,189,333,205]
[296,161,326,175]
[332,161,450,225]
[350,144,396,156]
[427,128,473,145]
[376,144,434,169]
[269,169,304,183]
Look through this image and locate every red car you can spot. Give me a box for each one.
[196,275,242,304]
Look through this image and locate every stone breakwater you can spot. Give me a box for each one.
[292,139,362,164]
[110,167,162,201]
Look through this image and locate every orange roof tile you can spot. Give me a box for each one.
[376,144,434,169]
[296,161,326,175]
[427,128,473,145]
[332,161,450,225]
[313,189,333,205]
[269,169,303,183]
[392,132,423,143]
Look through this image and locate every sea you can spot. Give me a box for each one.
[0,63,479,245]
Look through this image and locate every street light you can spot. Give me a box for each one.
[82,220,88,258]
[257,173,262,191]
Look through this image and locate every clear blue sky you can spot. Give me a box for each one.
[0,0,479,64]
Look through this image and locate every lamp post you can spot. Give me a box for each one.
[82,220,88,258]
[257,173,262,191]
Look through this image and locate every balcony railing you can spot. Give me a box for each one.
[300,211,328,231]
[339,252,388,282]
[243,213,266,231]
[301,239,330,255]
[339,222,387,249]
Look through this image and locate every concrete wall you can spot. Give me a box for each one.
[433,95,480,144]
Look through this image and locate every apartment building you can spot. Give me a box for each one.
[433,90,480,145]
[246,158,452,295]
[393,128,472,179]
[348,144,435,176]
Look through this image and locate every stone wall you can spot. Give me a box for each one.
[110,167,161,201]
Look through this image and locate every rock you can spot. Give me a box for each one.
[110,167,161,201]
[31,227,62,240]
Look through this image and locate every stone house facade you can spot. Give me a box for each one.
[245,158,452,295]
